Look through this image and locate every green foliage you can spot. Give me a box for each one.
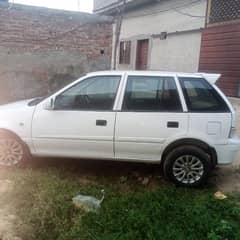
[5,168,240,240]
[208,220,236,240]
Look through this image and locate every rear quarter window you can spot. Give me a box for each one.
[179,77,230,113]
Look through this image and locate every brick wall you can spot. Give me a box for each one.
[0,2,113,104]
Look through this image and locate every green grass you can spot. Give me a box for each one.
[3,167,240,240]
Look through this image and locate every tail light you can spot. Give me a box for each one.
[229,127,238,138]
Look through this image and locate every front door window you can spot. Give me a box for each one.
[54,76,121,111]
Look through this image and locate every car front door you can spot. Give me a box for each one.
[32,74,122,159]
[115,74,188,161]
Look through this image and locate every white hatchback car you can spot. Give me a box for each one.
[0,71,239,186]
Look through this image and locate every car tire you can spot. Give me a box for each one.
[163,145,211,187]
[0,132,30,167]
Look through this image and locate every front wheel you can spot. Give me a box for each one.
[0,137,27,167]
[163,145,211,187]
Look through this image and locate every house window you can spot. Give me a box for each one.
[119,41,131,64]
[208,0,240,24]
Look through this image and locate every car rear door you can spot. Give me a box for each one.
[114,74,189,162]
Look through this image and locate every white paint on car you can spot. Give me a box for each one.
[0,70,239,166]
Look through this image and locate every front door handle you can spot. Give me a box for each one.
[96,120,107,126]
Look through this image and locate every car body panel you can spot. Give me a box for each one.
[115,112,189,160]
[0,99,36,150]
[32,108,117,158]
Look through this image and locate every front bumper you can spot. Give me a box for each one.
[214,138,240,165]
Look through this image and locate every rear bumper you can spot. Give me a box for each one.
[214,138,240,165]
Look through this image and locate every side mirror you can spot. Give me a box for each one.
[43,97,55,110]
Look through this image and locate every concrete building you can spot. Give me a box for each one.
[0,2,112,104]
[94,0,207,72]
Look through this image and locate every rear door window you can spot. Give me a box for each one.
[179,77,230,112]
[122,76,182,112]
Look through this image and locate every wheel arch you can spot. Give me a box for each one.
[0,128,22,139]
[161,138,217,169]
[0,128,31,154]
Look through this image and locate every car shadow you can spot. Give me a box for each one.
[24,157,163,184]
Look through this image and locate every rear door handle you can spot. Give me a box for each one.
[167,121,179,128]
[96,120,107,126]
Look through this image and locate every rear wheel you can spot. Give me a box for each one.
[0,135,28,167]
[163,145,211,187]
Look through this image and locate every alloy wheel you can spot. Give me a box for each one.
[0,139,24,166]
[172,155,204,184]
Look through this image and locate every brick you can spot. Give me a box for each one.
[0,2,113,104]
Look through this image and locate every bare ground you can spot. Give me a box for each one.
[0,180,22,240]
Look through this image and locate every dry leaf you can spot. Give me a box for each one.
[214,191,227,200]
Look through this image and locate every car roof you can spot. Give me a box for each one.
[87,71,221,84]
[87,70,196,76]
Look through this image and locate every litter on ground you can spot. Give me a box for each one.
[73,189,105,212]
[214,191,227,200]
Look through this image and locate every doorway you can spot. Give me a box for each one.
[136,39,149,70]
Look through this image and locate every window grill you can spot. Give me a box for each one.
[208,0,240,24]
[119,41,131,65]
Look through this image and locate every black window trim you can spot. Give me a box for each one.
[53,75,122,112]
[120,75,184,113]
[179,77,231,113]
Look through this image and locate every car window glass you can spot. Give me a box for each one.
[123,76,182,112]
[54,76,121,110]
[179,77,230,112]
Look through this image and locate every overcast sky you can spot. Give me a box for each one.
[10,0,93,13]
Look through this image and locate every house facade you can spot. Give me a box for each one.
[94,0,240,97]
[94,0,207,72]
[199,0,240,97]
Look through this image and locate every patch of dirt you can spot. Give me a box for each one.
[29,154,240,193]
[0,180,22,240]
[211,166,240,193]
[0,180,13,194]
[78,176,98,186]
